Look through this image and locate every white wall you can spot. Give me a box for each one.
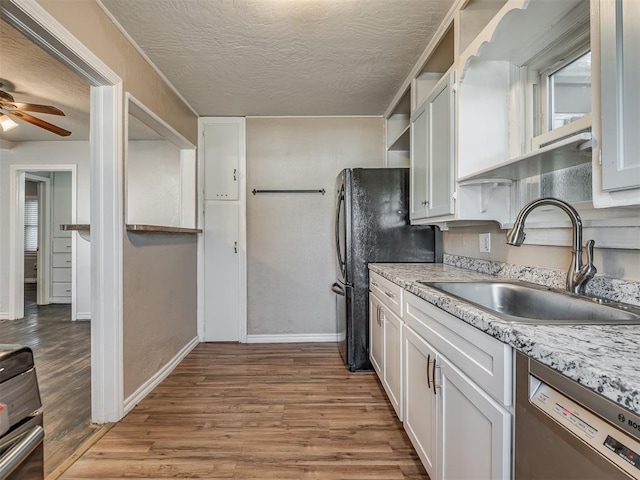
[444,224,640,282]
[126,140,182,227]
[246,117,384,337]
[0,141,90,317]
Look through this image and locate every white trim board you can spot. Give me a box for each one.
[123,336,199,415]
[246,334,341,344]
[2,0,125,424]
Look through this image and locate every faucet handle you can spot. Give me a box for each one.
[575,239,597,294]
[585,239,595,267]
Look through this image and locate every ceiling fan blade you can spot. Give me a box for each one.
[7,110,71,137]
[0,90,15,102]
[9,102,65,116]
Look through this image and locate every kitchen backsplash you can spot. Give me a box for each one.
[444,254,640,307]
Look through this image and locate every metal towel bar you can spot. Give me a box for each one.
[252,189,326,195]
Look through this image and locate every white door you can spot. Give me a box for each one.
[403,325,438,480]
[204,203,240,341]
[439,356,511,480]
[203,121,241,200]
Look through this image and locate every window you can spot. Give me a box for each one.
[24,197,38,253]
[537,49,591,137]
[522,4,591,150]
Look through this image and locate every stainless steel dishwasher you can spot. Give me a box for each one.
[515,352,640,479]
[0,345,44,480]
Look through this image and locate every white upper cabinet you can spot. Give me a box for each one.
[203,119,243,200]
[411,72,455,222]
[596,0,640,202]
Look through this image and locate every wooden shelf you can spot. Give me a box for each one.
[126,224,202,234]
[459,133,592,182]
[60,224,90,231]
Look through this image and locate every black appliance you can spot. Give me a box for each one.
[0,345,44,480]
[332,168,441,372]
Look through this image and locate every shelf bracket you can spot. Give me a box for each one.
[458,178,513,213]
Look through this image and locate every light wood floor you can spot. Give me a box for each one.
[0,284,98,477]
[61,342,428,479]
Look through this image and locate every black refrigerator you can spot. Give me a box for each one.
[332,168,442,372]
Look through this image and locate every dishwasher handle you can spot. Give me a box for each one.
[0,425,44,479]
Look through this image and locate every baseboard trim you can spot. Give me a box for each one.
[0,312,8,320]
[123,336,199,415]
[246,333,341,344]
[75,313,91,321]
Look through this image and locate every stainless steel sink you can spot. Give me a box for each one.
[418,281,640,325]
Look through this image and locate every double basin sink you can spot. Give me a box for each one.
[419,280,640,325]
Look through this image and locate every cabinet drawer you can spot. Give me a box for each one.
[53,268,72,282]
[404,291,512,406]
[52,238,72,253]
[52,282,72,297]
[52,253,72,268]
[370,271,403,317]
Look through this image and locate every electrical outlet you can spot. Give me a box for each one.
[479,233,491,253]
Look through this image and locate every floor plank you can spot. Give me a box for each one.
[61,343,428,479]
[0,284,97,477]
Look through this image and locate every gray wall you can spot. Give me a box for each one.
[123,233,198,398]
[246,117,384,336]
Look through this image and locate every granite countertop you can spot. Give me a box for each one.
[369,262,640,415]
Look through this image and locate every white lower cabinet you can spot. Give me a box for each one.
[369,278,404,419]
[439,355,511,480]
[369,293,384,376]
[403,325,438,479]
[403,289,513,480]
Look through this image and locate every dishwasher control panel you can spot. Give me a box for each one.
[531,381,640,479]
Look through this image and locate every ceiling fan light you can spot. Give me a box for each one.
[0,113,19,132]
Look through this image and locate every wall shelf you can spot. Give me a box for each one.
[387,124,410,151]
[60,224,90,231]
[126,224,202,234]
[459,132,592,182]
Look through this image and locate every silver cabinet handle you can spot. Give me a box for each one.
[426,354,431,388]
[432,360,438,396]
[0,425,44,479]
[384,291,395,299]
[234,241,238,254]
[233,169,237,181]
[371,280,379,287]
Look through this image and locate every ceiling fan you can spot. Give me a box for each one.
[0,83,71,136]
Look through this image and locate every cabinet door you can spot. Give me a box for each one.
[203,120,243,200]
[403,325,438,480]
[439,356,511,480]
[369,293,384,376]
[426,72,455,218]
[410,105,428,221]
[382,304,403,419]
[204,203,240,341]
[600,0,640,192]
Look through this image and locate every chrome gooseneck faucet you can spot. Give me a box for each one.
[506,197,597,294]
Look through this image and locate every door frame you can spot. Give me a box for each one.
[9,166,76,319]
[24,172,51,306]
[1,0,125,422]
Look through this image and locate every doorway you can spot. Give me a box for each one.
[1,0,124,424]
[10,166,78,320]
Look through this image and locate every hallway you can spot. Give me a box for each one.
[0,284,98,477]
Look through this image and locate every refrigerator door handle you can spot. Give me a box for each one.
[335,186,346,277]
[331,282,345,296]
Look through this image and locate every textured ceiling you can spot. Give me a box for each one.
[0,20,91,142]
[99,0,455,116]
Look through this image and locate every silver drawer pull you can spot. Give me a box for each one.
[384,291,395,298]
[371,280,379,287]
[65,289,71,293]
